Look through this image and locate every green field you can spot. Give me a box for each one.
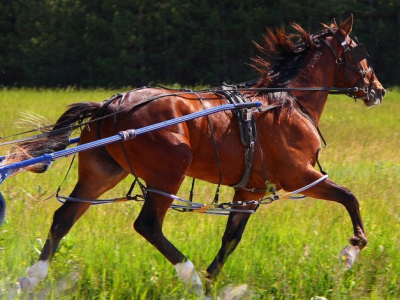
[0,88,399,300]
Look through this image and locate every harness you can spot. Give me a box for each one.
[215,83,257,190]
[53,85,328,214]
[2,28,375,215]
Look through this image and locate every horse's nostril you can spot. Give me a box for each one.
[381,88,386,98]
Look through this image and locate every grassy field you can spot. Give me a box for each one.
[0,88,399,300]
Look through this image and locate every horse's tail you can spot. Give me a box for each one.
[3,102,104,174]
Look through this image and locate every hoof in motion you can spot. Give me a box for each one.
[339,245,360,269]
[188,282,204,298]
[218,284,250,300]
[15,277,32,293]
[204,295,220,300]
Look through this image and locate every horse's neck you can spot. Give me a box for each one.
[291,89,329,125]
[289,52,334,124]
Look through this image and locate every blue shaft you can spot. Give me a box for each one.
[0,102,261,184]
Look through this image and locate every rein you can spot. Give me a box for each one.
[0,86,360,147]
[0,27,371,146]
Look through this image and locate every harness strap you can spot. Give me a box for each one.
[289,92,327,147]
[215,86,257,190]
[320,38,343,87]
[113,93,147,197]
[217,84,257,146]
[96,93,123,138]
[316,147,327,175]
[192,91,222,204]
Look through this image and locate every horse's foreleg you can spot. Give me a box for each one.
[205,191,258,294]
[291,169,367,268]
[133,187,204,296]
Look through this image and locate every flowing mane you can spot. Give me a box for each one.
[250,23,330,110]
[253,23,328,87]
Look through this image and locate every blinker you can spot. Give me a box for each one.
[348,43,369,64]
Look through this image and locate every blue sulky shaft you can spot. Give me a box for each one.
[0,102,260,179]
[0,102,261,225]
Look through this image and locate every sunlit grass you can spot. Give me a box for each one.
[0,89,399,299]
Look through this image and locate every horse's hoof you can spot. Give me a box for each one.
[219,284,249,300]
[190,283,205,298]
[339,245,359,269]
[16,277,32,293]
[204,296,219,300]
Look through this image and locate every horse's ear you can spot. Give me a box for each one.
[330,18,338,28]
[340,14,353,36]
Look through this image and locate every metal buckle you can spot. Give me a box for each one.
[361,85,369,93]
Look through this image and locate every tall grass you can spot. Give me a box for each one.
[0,88,399,299]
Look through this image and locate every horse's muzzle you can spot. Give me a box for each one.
[363,87,385,107]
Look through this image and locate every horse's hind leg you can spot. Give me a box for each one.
[17,201,92,291]
[205,190,258,295]
[17,146,128,291]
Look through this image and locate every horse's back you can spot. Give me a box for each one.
[89,88,243,185]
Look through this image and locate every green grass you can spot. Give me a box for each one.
[0,88,399,299]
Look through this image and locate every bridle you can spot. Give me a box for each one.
[320,28,374,100]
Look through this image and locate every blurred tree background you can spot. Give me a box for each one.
[0,0,398,88]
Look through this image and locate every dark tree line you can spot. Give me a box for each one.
[0,0,398,88]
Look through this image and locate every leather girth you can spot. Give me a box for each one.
[216,84,257,190]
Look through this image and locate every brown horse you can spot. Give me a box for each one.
[4,15,385,297]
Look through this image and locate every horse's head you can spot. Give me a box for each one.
[323,15,386,106]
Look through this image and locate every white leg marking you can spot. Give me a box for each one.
[174,260,203,296]
[339,245,360,269]
[18,260,49,291]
